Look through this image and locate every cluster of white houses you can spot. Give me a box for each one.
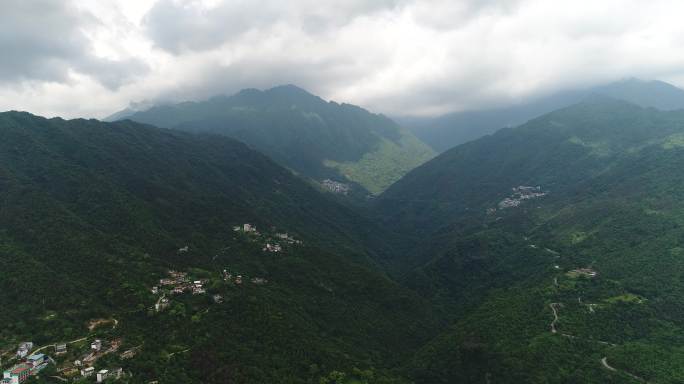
[234,223,259,234]
[222,269,268,286]
[2,338,125,383]
[321,179,351,195]
[233,223,302,253]
[75,339,123,381]
[498,185,547,209]
[14,343,32,359]
[3,344,49,384]
[79,367,123,382]
[274,232,302,245]
[154,271,207,297]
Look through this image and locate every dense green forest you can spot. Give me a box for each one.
[6,94,684,383]
[108,85,434,194]
[0,112,437,383]
[379,98,684,383]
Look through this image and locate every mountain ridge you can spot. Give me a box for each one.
[375,98,684,383]
[0,110,440,383]
[107,85,435,195]
[403,78,684,152]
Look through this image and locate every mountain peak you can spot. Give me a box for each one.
[593,78,684,110]
[269,84,311,94]
[104,85,434,194]
[265,84,324,103]
[233,84,317,98]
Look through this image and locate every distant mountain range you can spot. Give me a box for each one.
[402,78,684,152]
[107,85,435,195]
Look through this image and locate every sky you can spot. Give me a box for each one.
[3,0,684,119]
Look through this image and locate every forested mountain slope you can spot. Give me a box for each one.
[0,111,439,383]
[108,85,435,195]
[6,96,684,383]
[379,98,684,243]
[374,99,684,383]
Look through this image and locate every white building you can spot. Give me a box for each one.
[96,369,109,382]
[155,298,170,312]
[16,342,33,358]
[81,367,95,377]
[97,368,123,382]
[55,343,67,354]
[263,243,282,253]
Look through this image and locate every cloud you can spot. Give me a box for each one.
[143,0,405,53]
[137,0,684,117]
[0,0,148,90]
[3,0,684,119]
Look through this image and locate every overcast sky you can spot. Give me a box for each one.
[3,0,684,119]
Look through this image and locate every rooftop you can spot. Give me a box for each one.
[11,365,29,374]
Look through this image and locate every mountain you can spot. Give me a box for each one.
[8,95,684,383]
[0,111,440,383]
[107,85,435,195]
[380,97,682,231]
[404,78,684,152]
[594,78,684,110]
[376,98,684,383]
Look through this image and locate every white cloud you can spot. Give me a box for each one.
[2,0,684,118]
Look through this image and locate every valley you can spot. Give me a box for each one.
[5,1,684,382]
[4,88,684,383]
[375,97,684,383]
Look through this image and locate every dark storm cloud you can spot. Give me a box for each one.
[0,0,148,89]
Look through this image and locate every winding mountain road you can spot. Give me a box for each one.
[549,303,561,333]
[601,357,648,383]
[601,357,616,371]
[30,336,90,356]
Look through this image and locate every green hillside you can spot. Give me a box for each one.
[7,97,684,383]
[109,85,434,195]
[0,112,439,383]
[376,99,684,383]
[379,98,684,238]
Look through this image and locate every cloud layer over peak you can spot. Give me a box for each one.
[2,0,684,119]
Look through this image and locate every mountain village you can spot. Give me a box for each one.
[321,179,351,195]
[1,224,302,383]
[2,335,125,384]
[497,185,547,209]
